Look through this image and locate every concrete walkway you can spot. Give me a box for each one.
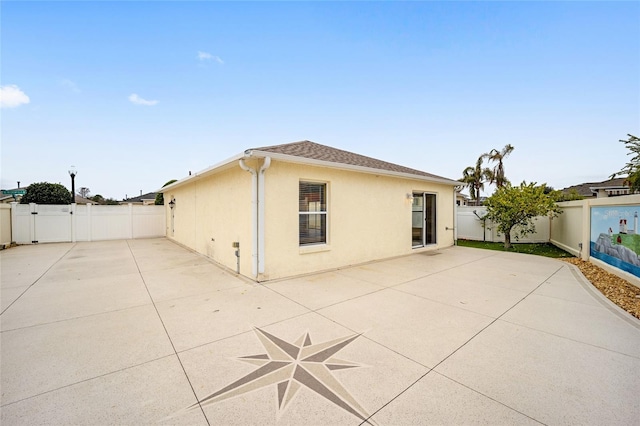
[1,238,638,425]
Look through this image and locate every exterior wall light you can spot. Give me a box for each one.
[406,193,414,201]
[169,199,176,208]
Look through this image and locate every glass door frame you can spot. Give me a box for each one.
[411,192,437,248]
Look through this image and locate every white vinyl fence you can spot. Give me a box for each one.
[456,206,550,243]
[11,203,165,244]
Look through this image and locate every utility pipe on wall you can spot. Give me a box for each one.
[257,157,271,274]
[239,159,258,277]
[452,187,456,245]
[453,185,464,245]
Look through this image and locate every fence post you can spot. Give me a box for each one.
[71,203,77,242]
[10,202,17,244]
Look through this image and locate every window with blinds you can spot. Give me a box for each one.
[299,182,327,245]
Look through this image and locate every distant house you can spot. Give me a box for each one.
[464,196,487,207]
[74,195,99,205]
[1,188,24,204]
[456,191,470,206]
[121,192,158,205]
[561,178,636,198]
[161,140,460,281]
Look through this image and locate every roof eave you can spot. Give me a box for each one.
[160,147,460,193]
[157,152,246,193]
[589,186,629,192]
[245,149,459,186]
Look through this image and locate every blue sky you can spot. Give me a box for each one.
[2,1,639,200]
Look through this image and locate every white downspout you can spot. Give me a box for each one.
[239,159,258,277]
[257,157,271,275]
[453,186,458,245]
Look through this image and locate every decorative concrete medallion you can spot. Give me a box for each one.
[186,327,371,421]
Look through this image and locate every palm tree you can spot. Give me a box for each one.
[486,144,514,188]
[460,155,494,205]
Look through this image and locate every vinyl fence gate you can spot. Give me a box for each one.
[11,203,166,244]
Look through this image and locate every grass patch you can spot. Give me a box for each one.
[456,239,574,258]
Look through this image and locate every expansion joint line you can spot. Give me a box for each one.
[0,243,76,316]
[125,241,210,425]
[359,265,564,425]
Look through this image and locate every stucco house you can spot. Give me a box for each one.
[120,192,158,205]
[561,177,637,198]
[161,141,460,281]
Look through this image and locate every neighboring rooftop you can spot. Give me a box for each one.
[1,186,28,203]
[122,192,158,203]
[561,178,631,198]
[249,140,455,182]
[74,195,97,204]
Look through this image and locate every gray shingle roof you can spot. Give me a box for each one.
[74,195,97,204]
[123,192,157,202]
[250,140,453,182]
[561,178,629,197]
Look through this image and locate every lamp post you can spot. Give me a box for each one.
[68,166,77,204]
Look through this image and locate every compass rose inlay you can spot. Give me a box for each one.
[186,327,372,422]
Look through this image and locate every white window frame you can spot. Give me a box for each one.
[299,181,328,246]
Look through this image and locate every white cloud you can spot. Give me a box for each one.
[60,79,80,93]
[198,51,212,60]
[128,93,159,106]
[197,51,224,64]
[0,85,30,108]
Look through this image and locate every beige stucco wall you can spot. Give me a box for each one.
[552,195,640,260]
[165,162,255,276]
[550,200,584,256]
[261,160,455,280]
[0,204,12,246]
[164,158,456,281]
[550,195,640,286]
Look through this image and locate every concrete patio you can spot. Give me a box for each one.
[1,238,639,425]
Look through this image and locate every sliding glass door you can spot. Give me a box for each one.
[412,193,436,247]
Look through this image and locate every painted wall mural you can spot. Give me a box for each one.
[590,205,640,277]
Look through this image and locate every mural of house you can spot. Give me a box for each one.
[161,141,460,281]
[620,218,628,234]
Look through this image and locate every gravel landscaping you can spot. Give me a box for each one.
[562,258,640,320]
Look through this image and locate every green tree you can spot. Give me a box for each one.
[486,144,514,188]
[20,182,72,204]
[611,134,640,191]
[556,189,584,202]
[460,156,493,204]
[91,194,105,204]
[155,179,177,205]
[484,182,562,249]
